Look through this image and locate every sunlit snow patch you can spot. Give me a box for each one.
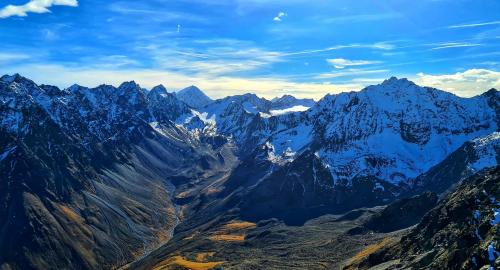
[471,132,500,171]
[269,105,310,116]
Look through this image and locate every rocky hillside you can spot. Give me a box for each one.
[0,74,234,270]
[346,166,500,270]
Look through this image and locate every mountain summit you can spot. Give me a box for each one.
[175,85,213,108]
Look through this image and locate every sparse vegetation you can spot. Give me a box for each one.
[152,256,223,270]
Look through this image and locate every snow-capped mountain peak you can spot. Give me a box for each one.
[176,85,213,109]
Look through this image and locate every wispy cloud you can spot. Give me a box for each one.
[431,42,481,50]
[79,55,141,69]
[135,40,284,77]
[274,11,287,22]
[0,0,78,19]
[0,52,30,63]
[415,68,500,97]
[281,42,395,57]
[108,2,209,23]
[327,58,381,69]
[315,68,389,79]
[321,13,401,24]
[448,21,500,29]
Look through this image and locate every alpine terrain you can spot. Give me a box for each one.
[0,74,499,270]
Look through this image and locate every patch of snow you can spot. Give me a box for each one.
[374,182,385,191]
[265,142,295,164]
[259,112,272,118]
[269,105,310,116]
[471,132,500,171]
[491,207,500,226]
[488,242,499,262]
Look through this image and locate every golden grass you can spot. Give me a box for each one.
[57,204,83,223]
[208,234,245,242]
[206,220,256,243]
[196,252,216,262]
[204,187,220,195]
[221,221,256,231]
[152,255,224,270]
[345,237,395,269]
[176,191,191,199]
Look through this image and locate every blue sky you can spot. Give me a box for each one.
[0,0,499,99]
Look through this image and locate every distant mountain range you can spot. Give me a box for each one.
[0,73,498,270]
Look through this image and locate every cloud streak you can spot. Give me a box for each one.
[315,68,389,79]
[0,0,78,19]
[321,13,401,24]
[108,2,209,24]
[327,58,381,69]
[280,42,395,57]
[431,42,481,50]
[448,21,500,29]
[0,53,30,63]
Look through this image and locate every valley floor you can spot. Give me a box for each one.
[125,206,407,270]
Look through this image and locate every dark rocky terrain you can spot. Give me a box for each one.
[345,167,500,270]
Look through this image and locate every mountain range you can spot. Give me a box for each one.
[0,73,498,270]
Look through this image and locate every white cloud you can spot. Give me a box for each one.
[327,58,381,69]
[137,42,284,76]
[415,69,500,97]
[431,42,481,50]
[316,69,389,79]
[281,42,395,56]
[448,21,500,29]
[0,53,30,63]
[321,13,401,24]
[273,11,287,22]
[0,0,78,19]
[108,2,208,24]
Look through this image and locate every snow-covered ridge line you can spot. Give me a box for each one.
[1,73,498,186]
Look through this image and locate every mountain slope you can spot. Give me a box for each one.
[411,131,500,194]
[346,166,500,270]
[187,78,498,187]
[0,74,233,270]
